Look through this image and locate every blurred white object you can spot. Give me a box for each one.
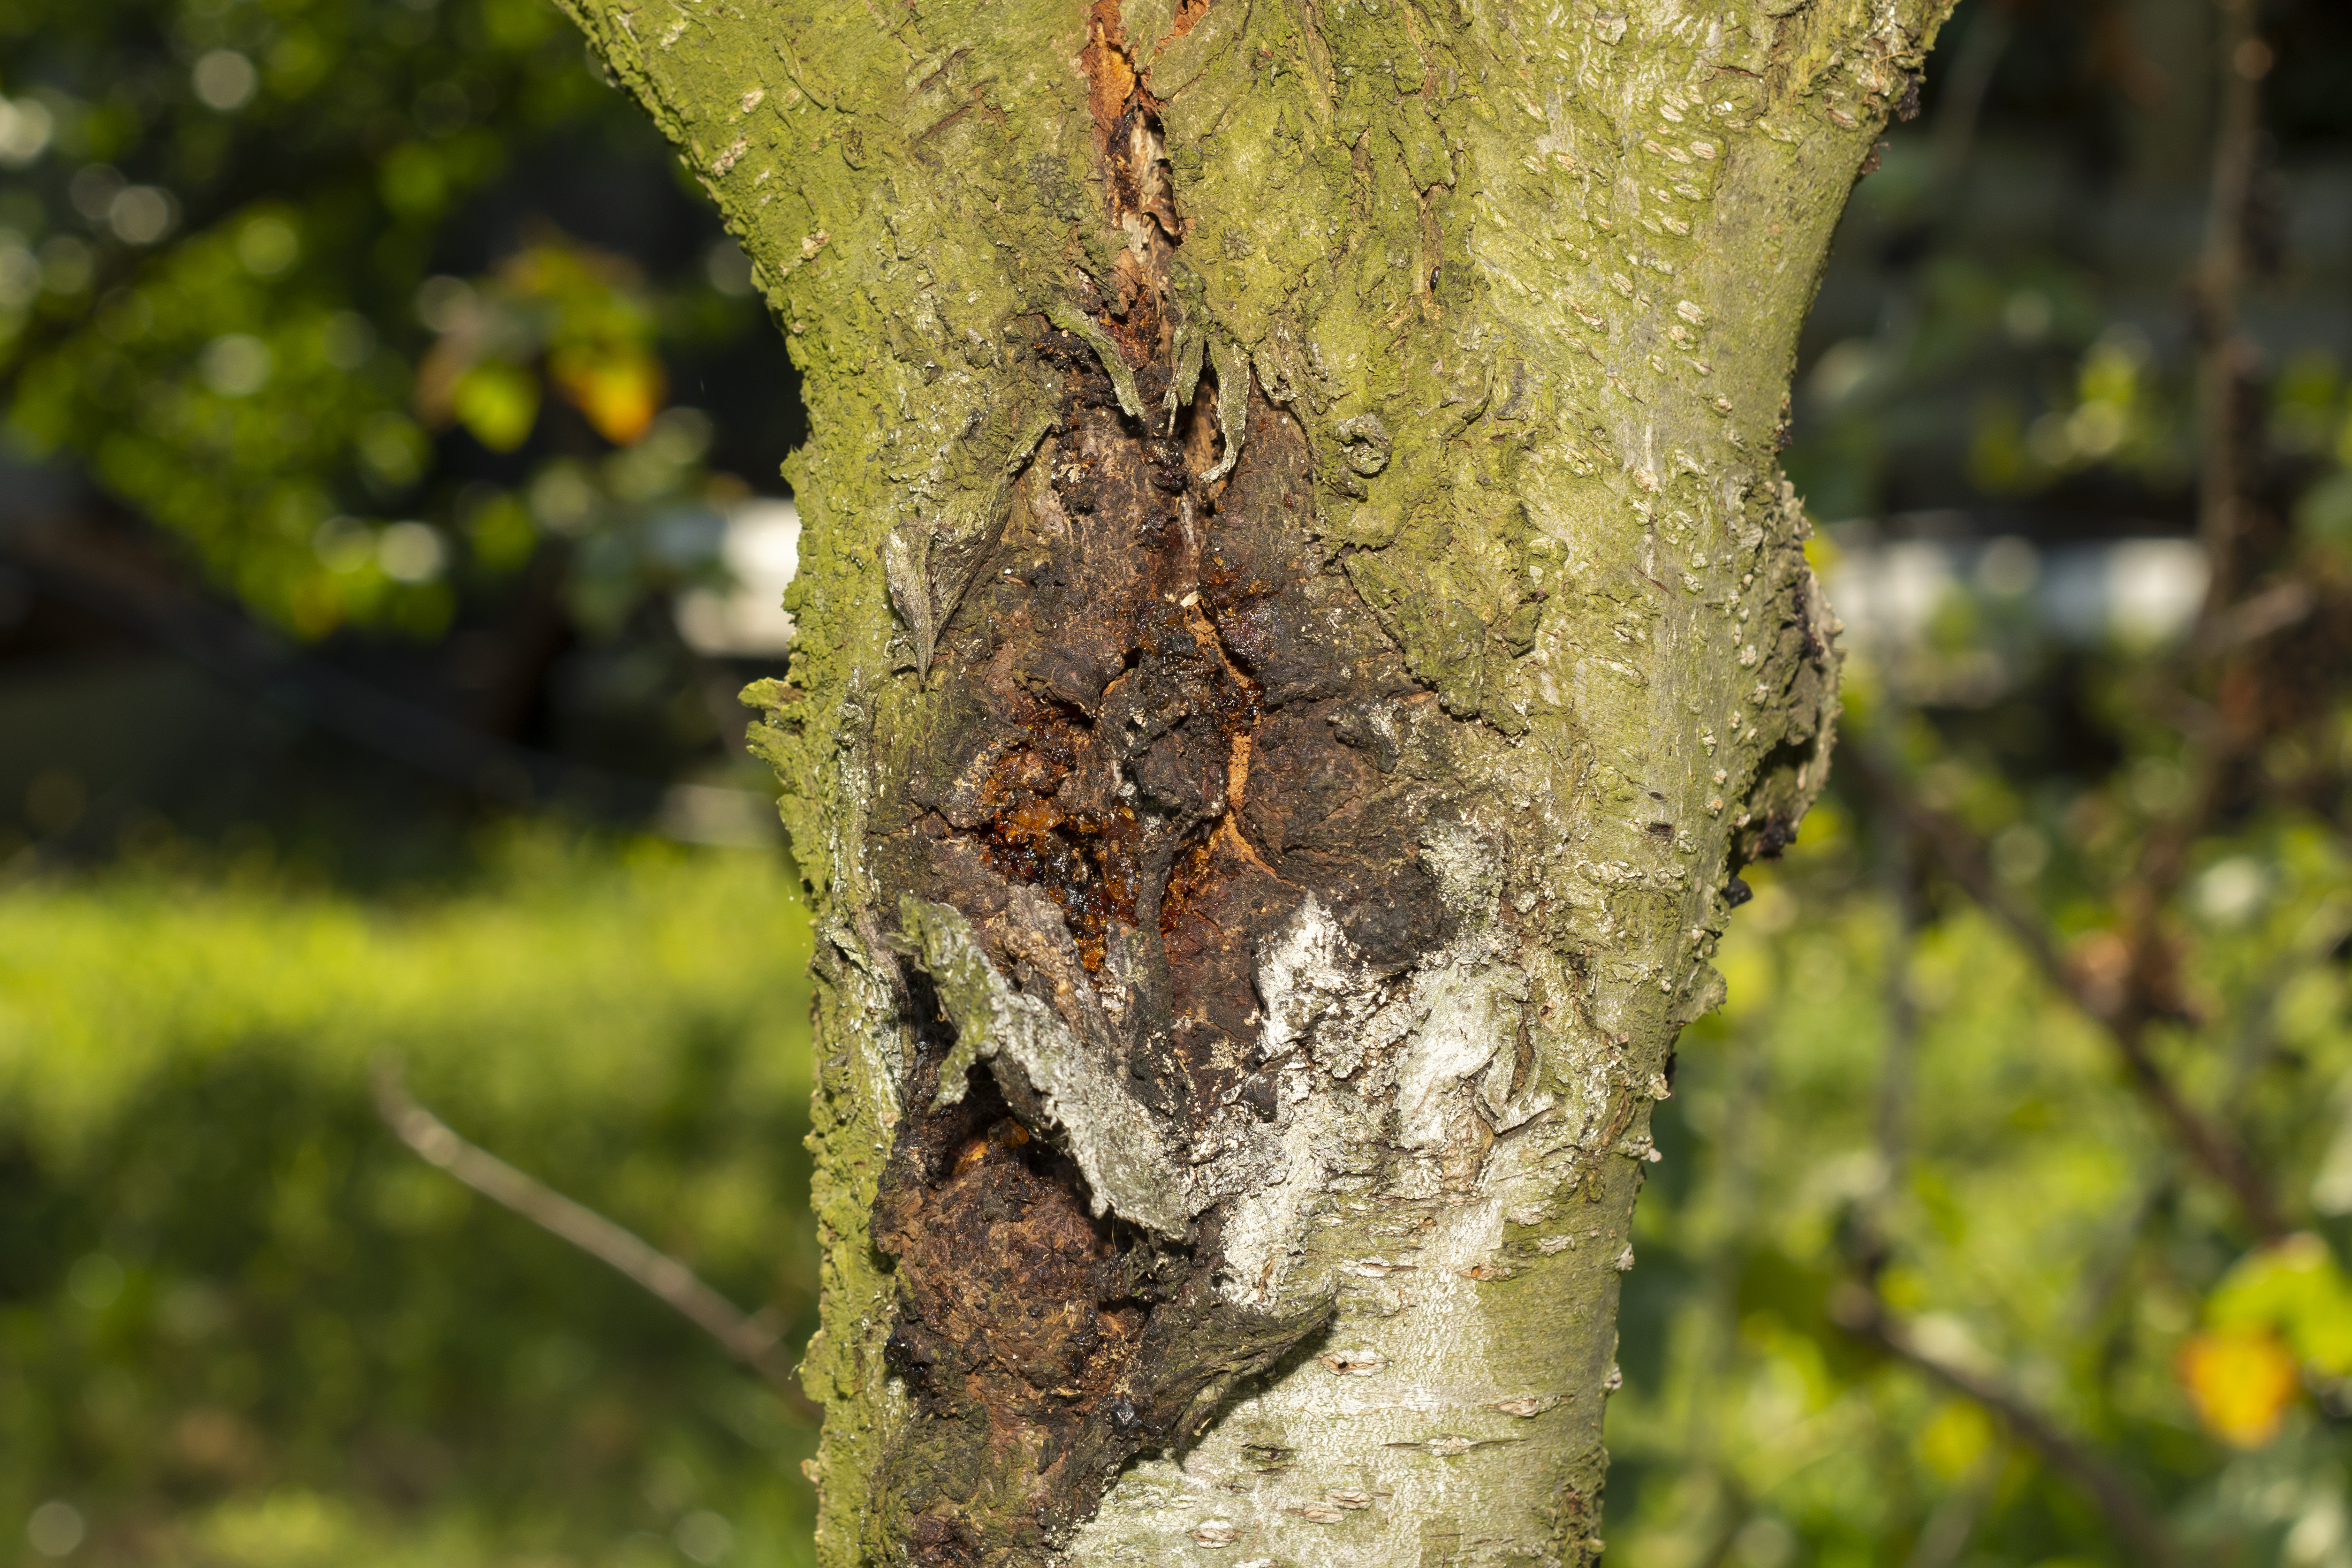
[1829,539,1957,651]
[2104,540,2209,643]
[653,782,780,847]
[1826,525,2208,653]
[675,498,800,656]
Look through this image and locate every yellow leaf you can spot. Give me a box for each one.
[550,344,663,446]
[2209,1234,2352,1377]
[2177,1325,2299,1448]
[450,360,540,453]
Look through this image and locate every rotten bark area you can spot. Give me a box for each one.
[865,27,1470,1554]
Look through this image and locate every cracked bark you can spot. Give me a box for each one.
[550,0,1952,1564]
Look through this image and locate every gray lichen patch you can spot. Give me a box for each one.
[1249,895,1390,1078]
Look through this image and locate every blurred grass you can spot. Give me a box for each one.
[0,829,818,1568]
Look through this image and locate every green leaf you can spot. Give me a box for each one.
[450,358,540,452]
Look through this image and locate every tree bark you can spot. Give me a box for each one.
[552,0,1949,1563]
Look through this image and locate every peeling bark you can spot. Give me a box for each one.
[549,0,1952,1563]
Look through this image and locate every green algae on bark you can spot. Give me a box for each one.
[556,0,1952,1563]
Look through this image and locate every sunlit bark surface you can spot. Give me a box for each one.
[554,0,1950,1562]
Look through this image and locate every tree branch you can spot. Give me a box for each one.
[1841,788,2169,1565]
[1841,747,2289,1239]
[2193,0,2267,616]
[1831,1288,2175,1568]
[371,1065,815,1412]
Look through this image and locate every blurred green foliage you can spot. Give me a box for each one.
[7,0,2352,1566]
[1781,0,2352,535]
[0,0,791,640]
[1595,3,2352,1561]
[1604,797,2352,1566]
[0,831,819,1568]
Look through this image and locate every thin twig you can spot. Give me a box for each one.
[1902,1443,2003,1568]
[1842,747,2289,1239]
[1686,979,1780,1568]
[1926,0,2016,196]
[2193,0,2267,617]
[1858,781,1921,1280]
[1833,1290,2176,1568]
[372,1065,816,1413]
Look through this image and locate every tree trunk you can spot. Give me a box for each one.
[556,0,1948,1562]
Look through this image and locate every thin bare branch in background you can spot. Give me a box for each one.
[1686,990,1782,1568]
[1856,796,1921,1282]
[2194,0,2269,615]
[371,1065,816,1414]
[1926,0,2017,192]
[2122,0,2288,908]
[1843,746,2290,1239]
[1901,1446,2005,1568]
[1832,1290,2177,1568]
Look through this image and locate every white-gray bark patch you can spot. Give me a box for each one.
[899,896,1197,1237]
